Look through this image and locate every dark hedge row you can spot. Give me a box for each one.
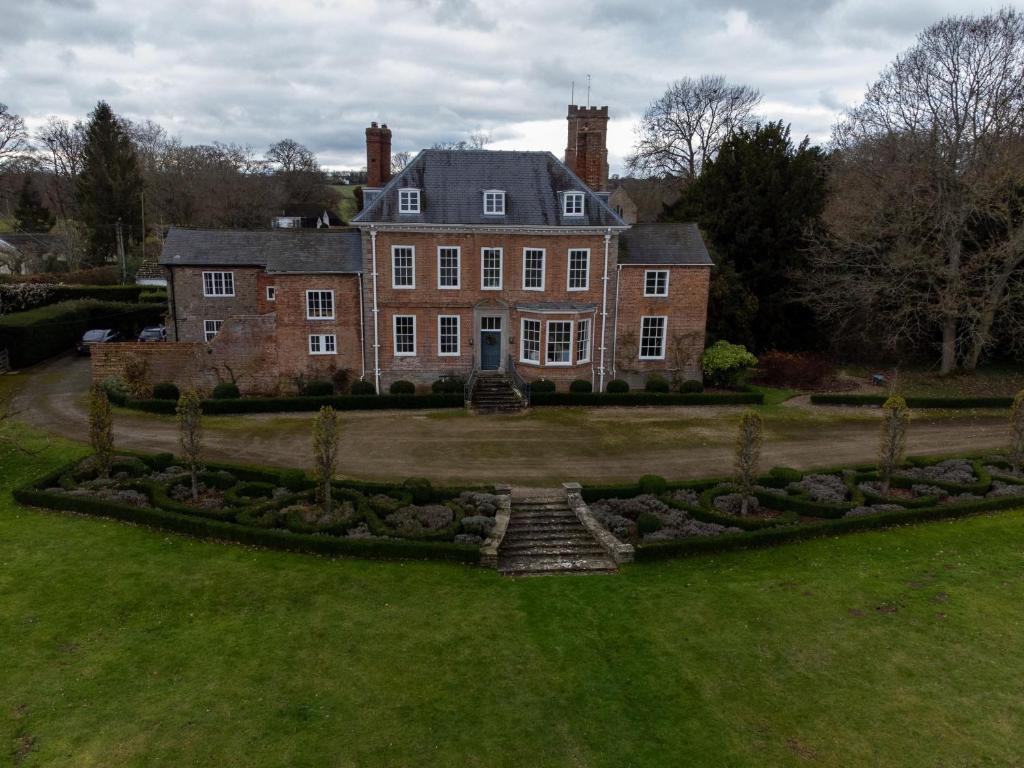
[0,300,166,368]
[15,459,482,564]
[119,392,466,414]
[811,394,1014,409]
[530,391,764,407]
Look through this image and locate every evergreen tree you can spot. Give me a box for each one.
[665,121,827,351]
[76,101,143,266]
[13,177,55,232]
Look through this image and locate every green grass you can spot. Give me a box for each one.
[3,423,1024,765]
[331,184,359,224]
[838,364,1024,398]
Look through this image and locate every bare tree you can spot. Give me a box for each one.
[431,130,492,151]
[312,406,340,514]
[804,8,1024,373]
[36,117,87,265]
[627,75,761,179]
[176,388,203,503]
[265,138,318,173]
[0,103,31,172]
[878,395,910,494]
[392,151,412,173]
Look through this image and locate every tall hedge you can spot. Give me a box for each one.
[0,283,158,315]
[0,300,165,368]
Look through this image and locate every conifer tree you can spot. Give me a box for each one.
[734,410,763,515]
[76,101,143,266]
[13,177,55,232]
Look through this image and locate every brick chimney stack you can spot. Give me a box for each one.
[565,105,609,192]
[365,121,392,188]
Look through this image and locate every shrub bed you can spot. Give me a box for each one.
[583,453,1024,559]
[530,391,764,407]
[811,394,1015,409]
[0,300,165,368]
[15,455,501,564]
[120,392,466,414]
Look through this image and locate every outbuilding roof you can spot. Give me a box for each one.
[353,150,626,228]
[617,223,713,266]
[158,228,363,273]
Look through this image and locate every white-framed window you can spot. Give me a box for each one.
[523,248,545,291]
[481,316,502,331]
[483,190,505,215]
[438,315,460,357]
[563,192,584,216]
[392,246,415,289]
[481,247,502,290]
[546,320,573,365]
[398,188,420,213]
[308,334,337,355]
[203,319,222,342]
[576,318,591,364]
[644,270,669,297]
[393,315,416,356]
[521,318,541,364]
[437,246,460,289]
[568,249,590,291]
[640,316,667,360]
[265,286,276,301]
[306,290,334,320]
[202,271,234,297]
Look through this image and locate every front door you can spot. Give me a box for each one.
[480,316,502,370]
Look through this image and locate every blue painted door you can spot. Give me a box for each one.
[481,330,501,369]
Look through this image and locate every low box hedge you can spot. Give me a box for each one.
[811,394,1014,409]
[0,300,165,368]
[15,460,480,565]
[530,391,764,407]
[122,392,466,415]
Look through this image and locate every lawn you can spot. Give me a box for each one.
[835,364,1024,398]
[3,422,1024,766]
[331,183,359,224]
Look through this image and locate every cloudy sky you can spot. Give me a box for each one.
[0,0,1005,173]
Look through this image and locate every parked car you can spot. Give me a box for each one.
[76,329,122,355]
[137,326,167,342]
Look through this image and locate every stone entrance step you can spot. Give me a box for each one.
[469,374,526,413]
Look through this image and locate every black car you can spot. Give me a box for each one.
[137,325,167,342]
[76,329,122,355]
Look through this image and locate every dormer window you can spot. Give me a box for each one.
[398,188,420,213]
[563,192,584,216]
[483,190,505,215]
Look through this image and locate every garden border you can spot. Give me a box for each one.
[811,394,1014,408]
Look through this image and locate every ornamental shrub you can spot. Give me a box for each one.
[638,474,668,495]
[701,340,758,388]
[176,388,204,502]
[569,379,592,393]
[645,375,670,393]
[211,382,240,399]
[606,379,629,393]
[312,406,341,514]
[432,376,466,394]
[531,379,556,393]
[403,477,433,505]
[768,466,803,484]
[280,469,307,493]
[390,380,415,395]
[350,380,376,395]
[302,380,334,397]
[878,395,910,494]
[734,410,764,515]
[152,382,180,401]
[88,384,114,478]
[679,379,704,393]
[637,511,662,536]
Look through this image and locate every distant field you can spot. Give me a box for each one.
[331,184,359,223]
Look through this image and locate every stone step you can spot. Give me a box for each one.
[501,536,599,550]
[506,520,585,531]
[498,555,617,575]
[499,542,609,556]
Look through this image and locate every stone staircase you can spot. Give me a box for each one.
[498,492,617,575]
[470,373,526,412]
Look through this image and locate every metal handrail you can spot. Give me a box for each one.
[506,354,531,407]
[464,364,479,406]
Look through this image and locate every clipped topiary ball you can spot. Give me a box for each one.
[152,382,180,401]
[645,375,670,393]
[279,469,307,492]
[211,382,240,399]
[637,511,663,536]
[350,380,376,395]
[606,379,629,393]
[679,379,704,394]
[302,379,334,397]
[638,474,668,495]
[569,379,593,393]
[403,476,433,505]
[390,380,416,395]
[431,377,466,394]
[531,379,556,393]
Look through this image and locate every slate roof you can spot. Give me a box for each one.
[158,228,363,273]
[617,223,713,266]
[353,150,626,228]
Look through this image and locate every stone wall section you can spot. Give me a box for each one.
[169,266,262,343]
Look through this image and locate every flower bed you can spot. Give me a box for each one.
[582,455,1024,560]
[14,453,499,564]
